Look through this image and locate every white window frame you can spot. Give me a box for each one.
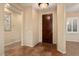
[66,17,78,33]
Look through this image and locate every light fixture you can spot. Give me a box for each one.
[38,3,49,9]
[5,3,10,8]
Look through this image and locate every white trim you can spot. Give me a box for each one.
[5,40,21,46]
[57,48,66,54]
[66,40,79,43]
[24,43,34,47]
[23,42,39,47]
[53,41,56,44]
[20,11,24,46]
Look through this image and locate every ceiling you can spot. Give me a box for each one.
[20,3,79,12]
[20,3,57,11]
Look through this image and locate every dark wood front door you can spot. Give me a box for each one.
[42,14,53,44]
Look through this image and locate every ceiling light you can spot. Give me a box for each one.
[5,3,10,8]
[38,3,49,9]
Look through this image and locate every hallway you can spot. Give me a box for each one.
[0,3,66,55]
[1,3,79,56]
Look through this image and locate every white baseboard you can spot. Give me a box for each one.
[24,43,34,47]
[5,40,21,46]
[53,41,57,44]
[57,48,66,54]
[24,42,39,47]
[66,40,79,43]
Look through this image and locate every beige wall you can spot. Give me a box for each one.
[23,6,33,47]
[4,8,22,46]
[0,5,4,55]
[32,8,39,46]
[57,4,66,54]
[66,13,79,42]
[23,6,39,47]
[38,9,57,44]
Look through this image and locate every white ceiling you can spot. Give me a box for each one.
[20,3,79,12]
[20,3,33,7]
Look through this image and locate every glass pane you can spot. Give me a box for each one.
[73,19,77,32]
[67,21,72,32]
